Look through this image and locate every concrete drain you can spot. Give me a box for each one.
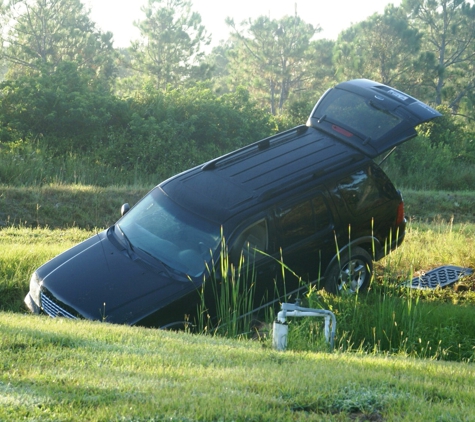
[406,266,473,289]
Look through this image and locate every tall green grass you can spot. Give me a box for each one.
[197,236,263,338]
[4,132,475,192]
[300,286,475,362]
[285,219,475,361]
[197,238,307,340]
[0,141,161,187]
[2,220,474,362]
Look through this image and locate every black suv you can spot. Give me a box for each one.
[24,79,441,327]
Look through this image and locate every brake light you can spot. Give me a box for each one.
[332,124,353,137]
[396,201,405,226]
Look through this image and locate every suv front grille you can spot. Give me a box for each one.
[41,292,77,319]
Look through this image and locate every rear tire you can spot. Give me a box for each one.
[324,247,373,294]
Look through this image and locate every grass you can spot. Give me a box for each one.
[265,218,475,361]
[402,189,475,224]
[0,184,149,229]
[2,218,475,362]
[198,236,260,338]
[1,186,475,419]
[0,227,93,313]
[2,312,475,421]
[303,287,475,361]
[2,185,475,232]
[390,218,475,275]
[0,145,163,188]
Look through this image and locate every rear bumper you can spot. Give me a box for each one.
[374,220,406,261]
[394,219,407,249]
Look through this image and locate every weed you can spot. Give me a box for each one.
[197,234,259,338]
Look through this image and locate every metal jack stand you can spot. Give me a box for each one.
[273,301,336,351]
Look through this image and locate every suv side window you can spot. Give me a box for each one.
[230,219,268,264]
[275,194,331,248]
[276,201,313,246]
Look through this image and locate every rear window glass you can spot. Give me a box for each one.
[337,166,393,215]
[315,90,402,141]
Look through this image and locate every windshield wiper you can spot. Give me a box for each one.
[116,224,135,257]
[135,246,189,281]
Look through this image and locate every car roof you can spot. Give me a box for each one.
[160,79,440,225]
[160,125,368,224]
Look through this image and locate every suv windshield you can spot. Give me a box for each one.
[116,187,221,277]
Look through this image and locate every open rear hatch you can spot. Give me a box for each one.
[307,79,442,158]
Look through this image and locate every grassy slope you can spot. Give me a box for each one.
[0,227,94,313]
[402,189,475,224]
[0,185,149,229]
[2,186,475,421]
[1,185,475,230]
[2,312,475,422]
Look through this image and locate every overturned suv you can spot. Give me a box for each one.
[25,79,441,327]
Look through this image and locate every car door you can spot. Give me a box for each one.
[227,218,280,311]
[271,192,335,299]
[306,79,442,158]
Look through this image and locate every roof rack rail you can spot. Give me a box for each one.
[260,153,365,201]
[201,125,308,171]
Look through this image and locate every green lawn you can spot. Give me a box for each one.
[2,312,475,421]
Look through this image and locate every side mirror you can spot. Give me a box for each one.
[120,203,130,216]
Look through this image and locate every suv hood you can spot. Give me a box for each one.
[36,229,196,325]
[307,79,442,158]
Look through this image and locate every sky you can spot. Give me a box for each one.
[87,0,402,49]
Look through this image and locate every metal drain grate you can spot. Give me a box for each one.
[406,266,473,289]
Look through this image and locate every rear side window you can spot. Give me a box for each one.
[337,165,395,215]
[275,195,331,248]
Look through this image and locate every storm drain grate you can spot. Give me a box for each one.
[406,266,473,289]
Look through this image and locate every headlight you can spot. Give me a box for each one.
[25,272,42,313]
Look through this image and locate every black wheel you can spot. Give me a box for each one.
[324,247,373,294]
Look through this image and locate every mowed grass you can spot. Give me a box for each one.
[0,227,93,312]
[2,312,475,422]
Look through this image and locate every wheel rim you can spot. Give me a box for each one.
[337,258,368,293]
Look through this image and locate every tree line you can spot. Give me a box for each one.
[0,0,474,188]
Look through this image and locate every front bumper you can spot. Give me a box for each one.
[24,292,41,314]
[24,290,79,320]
